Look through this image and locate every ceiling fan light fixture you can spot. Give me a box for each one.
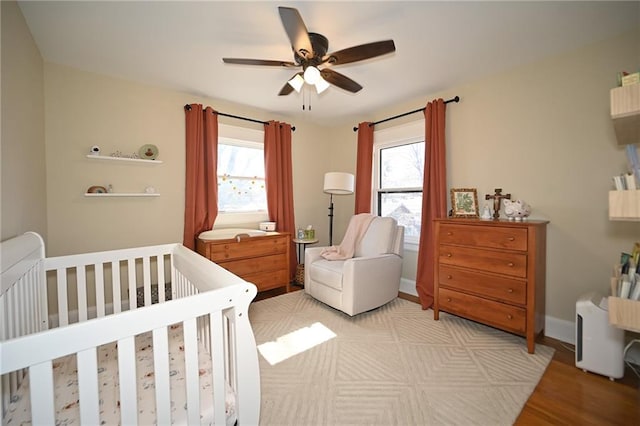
[287,74,304,92]
[315,76,330,94]
[303,66,321,85]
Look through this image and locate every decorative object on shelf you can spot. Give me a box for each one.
[450,188,479,218]
[485,188,511,220]
[87,185,107,194]
[323,172,355,246]
[89,145,101,156]
[107,184,113,193]
[503,199,532,221]
[480,203,492,220]
[139,144,159,160]
[110,150,140,159]
[144,186,156,194]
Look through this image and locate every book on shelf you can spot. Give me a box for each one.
[613,243,640,301]
[611,145,640,190]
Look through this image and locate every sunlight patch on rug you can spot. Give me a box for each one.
[257,321,336,365]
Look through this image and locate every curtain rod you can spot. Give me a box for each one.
[184,104,296,131]
[352,96,459,132]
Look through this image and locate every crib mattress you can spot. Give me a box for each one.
[3,323,236,426]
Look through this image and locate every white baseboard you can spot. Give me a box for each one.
[399,277,575,344]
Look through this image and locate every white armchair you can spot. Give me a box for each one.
[304,216,404,316]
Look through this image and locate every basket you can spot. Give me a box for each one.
[295,264,305,286]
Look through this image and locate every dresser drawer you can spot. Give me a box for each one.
[439,224,527,251]
[242,269,290,292]
[438,265,526,305]
[438,245,527,278]
[202,236,287,262]
[219,254,288,276]
[439,288,526,334]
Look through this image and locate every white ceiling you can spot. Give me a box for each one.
[18,1,639,126]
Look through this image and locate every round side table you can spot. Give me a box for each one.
[293,238,319,286]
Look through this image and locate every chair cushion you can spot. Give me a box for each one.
[355,217,396,258]
[308,259,345,290]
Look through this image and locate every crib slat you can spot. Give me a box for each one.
[183,318,200,425]
[57,269,69,326]
[118,336,138,424]
[152,327,171,424]
[77,347,100,425]
[157,255,166,303]
[112,261,122,313]
[30,361,55,425]
[127,259,136,310]
[143,256,151,306]
[77,266,88,322]
[95,263,106,318]
[211,311,227,426]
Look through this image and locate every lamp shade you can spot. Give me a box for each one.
[323,172,354,195]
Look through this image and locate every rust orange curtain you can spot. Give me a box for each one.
[183,104,218,250]
[264,121,297,280]
[416,99,447,309]
[354,122,374,214]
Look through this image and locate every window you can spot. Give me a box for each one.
[215,124,269,226]
[373,120,424,249]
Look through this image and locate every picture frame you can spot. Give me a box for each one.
[450,188,479,218]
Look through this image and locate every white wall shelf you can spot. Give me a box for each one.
[84,193,160,197]
[86,155,162,164]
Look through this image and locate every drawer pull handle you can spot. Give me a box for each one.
[447,275,452,279]
[508,237,515,241]
[507,288,514,293]
[507,314,513,320]
[447,253,452,258]
[447,232,452,236]
[507,262,514,267]
[447,297,452,302]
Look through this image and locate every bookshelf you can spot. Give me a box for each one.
[609,190,640,221]
[610,84,640,146]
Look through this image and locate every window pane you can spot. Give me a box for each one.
[217,143,267,212]
[380,192,422,239]
[380,142,424,189]
[218,144,264,178]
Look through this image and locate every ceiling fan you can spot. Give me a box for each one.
[222,6,396,96]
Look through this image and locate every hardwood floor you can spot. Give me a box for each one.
[516,336,640,425]
[259,289,639,424]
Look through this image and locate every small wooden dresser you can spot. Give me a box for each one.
[434,219,548,353]
[196,232,291,293]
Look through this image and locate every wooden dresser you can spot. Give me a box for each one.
[196,232,291,293]
[434,219,548,353]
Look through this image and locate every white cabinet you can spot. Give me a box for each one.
[610,85,640,146]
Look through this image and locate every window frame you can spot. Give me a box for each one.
[215,123,269,227]
[373,119,425,251]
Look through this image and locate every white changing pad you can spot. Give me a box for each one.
[199,228,266,241]
[3,324,236,426]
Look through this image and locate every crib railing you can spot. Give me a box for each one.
[1,234,260,425]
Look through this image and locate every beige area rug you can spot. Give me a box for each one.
[249,291,554,426]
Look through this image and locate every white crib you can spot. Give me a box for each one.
[0,232,260,425]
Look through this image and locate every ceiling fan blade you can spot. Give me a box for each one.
[320,69,362,93]
[223,58,296,67]
[323,40,396,65]
[278,7,313,59]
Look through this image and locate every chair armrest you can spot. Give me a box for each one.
[342,253,403,298]
[304,246,327,265]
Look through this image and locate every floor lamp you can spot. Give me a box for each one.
[323,172,355,246]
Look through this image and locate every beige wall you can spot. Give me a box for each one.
[2,1,638,339]
[1,0,47,241]
[331,28,640,333]
[44,63,333,255]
